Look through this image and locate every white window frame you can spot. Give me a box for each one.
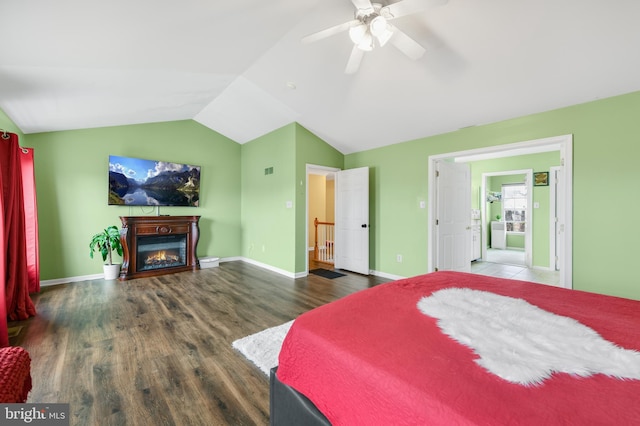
[502,183,527,234]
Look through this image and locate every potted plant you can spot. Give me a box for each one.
[89,225,123,280]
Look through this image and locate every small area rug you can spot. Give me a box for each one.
[310,268,346,279]
[232,320,293,376]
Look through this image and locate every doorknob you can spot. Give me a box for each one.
[361,224,368,228]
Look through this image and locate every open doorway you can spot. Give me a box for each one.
[481,169,533,268]
[305,165,371,276]
[428,134,573,289]
[306,165,339,273]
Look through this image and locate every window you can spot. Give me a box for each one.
[502,184,526,233]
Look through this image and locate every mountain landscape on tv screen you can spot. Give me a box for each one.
[108,156,200,206]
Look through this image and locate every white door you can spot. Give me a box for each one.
[436,161,471,272]
[334,167,369,274]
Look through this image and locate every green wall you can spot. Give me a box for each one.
[346,140,430,278]
[21,120,241,280]
[240,123,342,274]
[346,91,640,300]
[241,124,297,272]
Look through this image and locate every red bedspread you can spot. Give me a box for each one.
[277,271,640,425]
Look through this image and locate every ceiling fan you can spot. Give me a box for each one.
[303,0,445,74]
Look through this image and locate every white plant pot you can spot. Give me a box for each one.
[103,264,121,280]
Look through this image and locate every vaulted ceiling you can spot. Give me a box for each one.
[1,0,639,154]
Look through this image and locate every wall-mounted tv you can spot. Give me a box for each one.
[109,155,200,207]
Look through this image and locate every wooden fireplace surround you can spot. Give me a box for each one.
[119,215,200,280]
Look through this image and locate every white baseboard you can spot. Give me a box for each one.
[38,258,404,288]
[370,270,405,281]
[531,265,554,272]
[40,273,103,287]
[238,257,300,279]
[229,258,402,280]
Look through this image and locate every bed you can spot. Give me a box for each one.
[272,271,640,425]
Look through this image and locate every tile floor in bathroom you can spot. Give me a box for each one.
[471,248,560,286]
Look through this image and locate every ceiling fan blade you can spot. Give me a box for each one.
[302,20,360,44]
[345,46,365,74]
[351,0,375,14]
[382,0,448,20]
[389,25,426,60]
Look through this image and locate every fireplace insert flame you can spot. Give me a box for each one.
[137,234,187,272]
[145,250,181,267]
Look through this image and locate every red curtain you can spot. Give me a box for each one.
[0,163,6,347]
[0,131,37,347]
[20,148,40,293]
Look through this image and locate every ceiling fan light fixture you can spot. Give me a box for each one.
[369,15,387,37]
[350,24,373,51]
[302,0,432,72]
[357,32,374,51]
[370,15,393,46]
[349,24,367,44]
[377,27,393,47]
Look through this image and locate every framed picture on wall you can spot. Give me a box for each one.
[534,172,549,186]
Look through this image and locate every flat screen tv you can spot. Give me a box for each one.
[108,155,200,207]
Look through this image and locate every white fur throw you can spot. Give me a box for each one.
[417,288,640,386]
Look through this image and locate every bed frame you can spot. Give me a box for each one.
[270,367,330,426]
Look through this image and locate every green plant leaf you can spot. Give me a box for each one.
[89,225,123,265]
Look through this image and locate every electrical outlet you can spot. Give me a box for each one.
[396,254,402,263]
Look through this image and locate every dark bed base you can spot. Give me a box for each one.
[270,367,331,426]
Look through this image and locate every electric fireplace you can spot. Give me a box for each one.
[137,234,187,271]
[119,216,200,280]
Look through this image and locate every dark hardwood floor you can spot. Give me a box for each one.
[9,261,389,426]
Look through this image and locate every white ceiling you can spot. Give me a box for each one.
[1,0,639,154]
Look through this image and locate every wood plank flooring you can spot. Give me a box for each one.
[9,261,389,426]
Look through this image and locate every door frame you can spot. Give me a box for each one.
[306,164,341,273]
[549,165,562,271]
[428,134,573,289]
[480,169,533,267]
